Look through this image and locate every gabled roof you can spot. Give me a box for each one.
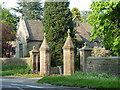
[73,16,101,42]
[81,22,93,35]
[81,22,101,41]
[25,20,43,41]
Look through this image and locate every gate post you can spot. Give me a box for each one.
[39,33,50,76]
[79,42,92,72]
[29,46,39,73]
[63,29,74,75]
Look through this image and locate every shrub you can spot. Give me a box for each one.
[75,55,80,71]
[92,46,111,57]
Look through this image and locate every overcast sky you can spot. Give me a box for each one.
[0,0,92,10]
[0,0,92,15]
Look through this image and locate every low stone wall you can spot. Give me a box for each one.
[0,58,63,74]
[50,67,59,74]
[0,58,31,66]
[86,57,120,75]
[50,66,63,74]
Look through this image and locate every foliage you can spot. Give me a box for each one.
[14,73,41,78]
[0,65,41,77]
[0,65,28,76]
[88,1,120,56]
[92,46,111,57]
[71,7,82,22]
[0,4,17,57]
[0,4,17,32]
[0,58,40,77]
[37,72,120,88]
[81,11,92,22]
[2,23,16,42]
[12,0,43,20]
[42,1,78,66]
[1,22,16,57]
[0,58,33,75]
[1,58,32,75]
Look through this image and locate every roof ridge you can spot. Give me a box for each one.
[24,20,34,40]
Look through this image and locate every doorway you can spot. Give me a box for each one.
[19,44,23,58]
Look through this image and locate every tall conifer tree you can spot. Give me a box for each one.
[42,0,78,66]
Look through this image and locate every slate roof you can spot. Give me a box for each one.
[73,16,101,48]
[76,22,91,42]
[81,22,101,41]
[74,21,101,42]
[25,20,43,41]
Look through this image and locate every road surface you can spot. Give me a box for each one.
[0,76,92,90]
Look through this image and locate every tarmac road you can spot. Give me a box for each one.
[0,76,92,90]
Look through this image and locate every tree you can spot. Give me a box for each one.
[0,4,16,57]
[42,1,78,66]
[81,11,92,22]
[0,4,17,32]
[2,23,16,57]
[12,0,43,20]
[88,1,120,56]
[71,7,82,22]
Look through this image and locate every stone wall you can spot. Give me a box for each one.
[0,58,63,74]
[86,57,120,75]
[0,58,31,66]
[50,67,62,74]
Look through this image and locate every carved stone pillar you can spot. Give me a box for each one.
[63,29,74,75]
[39,33,50,76]
[79,42,92,72]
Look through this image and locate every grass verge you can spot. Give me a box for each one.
[0,65,41,78]
[37,72,120,88]
[0,65,29,76]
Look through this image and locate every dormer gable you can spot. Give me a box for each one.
[16,16,30,42]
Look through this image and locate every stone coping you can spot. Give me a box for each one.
[79,48,92,51]
[87,56,120,60]
[0,57,30,59]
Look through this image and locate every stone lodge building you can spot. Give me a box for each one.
[15,16,100,58]
[15,17,43,58]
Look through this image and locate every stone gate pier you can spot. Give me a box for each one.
[63,29,74,75]
[39,33,51,76]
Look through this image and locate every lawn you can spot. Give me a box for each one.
[37,72,120,88]
[0,65,28,76]
[0,65,41,78]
